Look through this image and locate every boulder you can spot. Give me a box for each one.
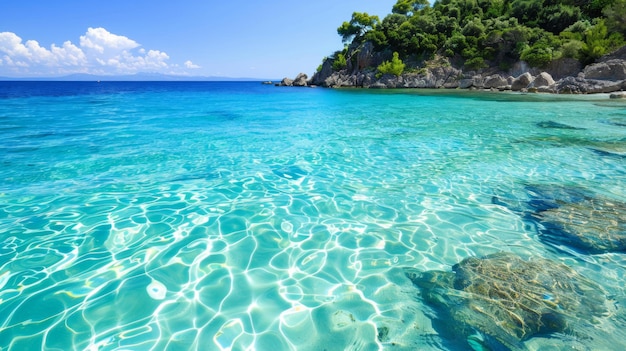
[293,73,308,87]
[483,75,508,89]
[583,59,626,80]
[555,76,626,94]
[280,77,293,87]
[511,72,534,91]
[459,78,474,89]
[506,76,515,85]
[531,72,555,88]
[355,71,376,88]
[430,66,462,88]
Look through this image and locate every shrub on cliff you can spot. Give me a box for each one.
[376,52,405,78]
[521,40,555,67]
[332,53,347,71]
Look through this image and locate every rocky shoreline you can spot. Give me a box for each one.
[279,46,626,97]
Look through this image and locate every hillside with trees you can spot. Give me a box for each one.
[307,0,626,92]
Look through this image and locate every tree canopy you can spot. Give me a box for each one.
[331,0,625,72]
[337,12,380,44]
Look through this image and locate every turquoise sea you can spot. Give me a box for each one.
[1,81,625,351]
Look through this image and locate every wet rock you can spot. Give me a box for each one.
[405,252,609,351]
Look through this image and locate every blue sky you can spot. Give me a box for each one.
[0,0,396,79]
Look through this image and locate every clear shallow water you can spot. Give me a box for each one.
[0,81,625,350]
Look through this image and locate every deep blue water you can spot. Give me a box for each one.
[1,81,626,350]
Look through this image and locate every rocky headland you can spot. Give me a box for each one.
[279,44,626,96]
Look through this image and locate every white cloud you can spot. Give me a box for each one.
[0,32,30,57]
[185,60,200,69]
[79,27,139,54]
[0,27,196,76]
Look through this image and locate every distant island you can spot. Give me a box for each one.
[282,0,626,94]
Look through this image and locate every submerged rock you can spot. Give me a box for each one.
[494,185,626,254]
[405,252,610,351]
[536,121,585,130]
[533,195,626,253]
[589,141,626,158]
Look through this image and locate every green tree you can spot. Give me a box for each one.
[539,4,581,34]
[521,41,554,67]
[392,0,430,15]
[511,0,543,27]
[376,52,406,78]
[332,53,347,71]
[604,0,626,36]
[465,56,488,70]
[580,19,624,64]
[337,12,380,44]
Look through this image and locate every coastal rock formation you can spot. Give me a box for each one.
[555,76,626,94]
[278,73,309,87]
[530,72,555,88]
[288,45,626,94]
[405,252,610,350]
[546,58,583,80]
[511,72,534,91]
[483,75,508,89]
[312,59,334,86]
[583,59,626,80]
[355,42,386,71]
[279,77,294,87]
[292,73,308,87]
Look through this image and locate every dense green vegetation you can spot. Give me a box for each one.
[376,52,406,77]
[326,0,626,74]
